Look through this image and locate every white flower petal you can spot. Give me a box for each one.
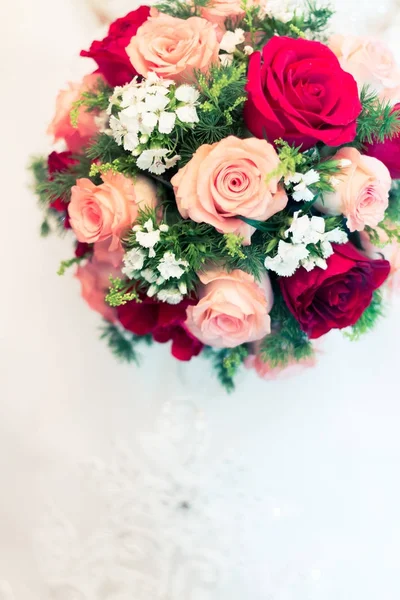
[176,105,199,124]
[158,111,176,134]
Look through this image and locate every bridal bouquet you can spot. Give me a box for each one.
[31,0,400,390]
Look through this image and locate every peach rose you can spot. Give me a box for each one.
[360,226,400,292]
[245,345,317,381]
[68,172,158,251]
[316,147,391,232]
[76,243,124,322]
[171,136,288,244]
[185,268,273,348]
[201,0,259,27]
[126,13,219,83]
[47,74,103,152]
[329,35,400,103]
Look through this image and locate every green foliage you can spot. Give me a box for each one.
[57,254,89,276]
[387,180,400,225]
[155,0,210,18]
[242,0,334,47]
[70,78,112,128]
[267,140,308,181]
[179,63,247,164]
[100,322,152,364]
[203,345,249,392]
[344,290,384,341]
[355,86,400,146]
[260,293,314,368]
[86,133,125,163]
[106,277,140,307]
[223,233,247,259]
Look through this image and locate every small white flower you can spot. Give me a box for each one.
[244,45,254,56]
[156,276,165,285]
[157,288,184,305]
[140,111,158,135]
[339,159,352,168]
[329,176,341,188]
[158,111,177,134]
[220,28,245,53]
[144,92,170,113]
[286,170,320,203]
[136,149,169,174]
[265,241,309,277]
[175,85,200,105]
[285,212,325,245]
[176,104,199,124]
[122,248,146,277]
[139,134,149,144]
[159,224,169,233]
[178,281,188,295]
[164,154,181,170]
[147,284,158,298]
[135,224,161,251]
[141,268,158,284]
[219,53,234,67]
[157,251,189,280]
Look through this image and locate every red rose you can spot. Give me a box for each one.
[117,296,203,361]
[80,7,150,86]
[47,151,77,215]
[244,37,362,150]
[364,103,400,179]
[279,243,390,339]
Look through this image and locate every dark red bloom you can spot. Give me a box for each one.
[279,243,390,339]
[117,296,203,361]
[80,7,150,86]
[47,151,77,215]
[75,242,92,258]
[244,37,362,150]
[364,103,400,179]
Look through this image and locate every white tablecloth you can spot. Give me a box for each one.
[1,1,400,598]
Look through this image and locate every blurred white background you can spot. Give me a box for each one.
[1,1,400,598]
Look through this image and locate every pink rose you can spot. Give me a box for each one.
[201,0,259,27]
[47,74,104,152]
[171,136,288,244]
[246,351,317,381]
[76,242,124,322]
[126,13,219,83]
[329,35,400,103]
[360,227,400,292]
[316,147,391,232]
[68,172,158,250]
[185,268,273,348]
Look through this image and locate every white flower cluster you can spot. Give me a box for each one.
[219,28,253,67]
[108,73,200,174]
[122,219,189,305]
[285,169,320,202]
[264,211,348,276]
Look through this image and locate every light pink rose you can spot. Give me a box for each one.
[76,243,124,322]
[185,269,273,348]
[47,74,103,152]
[68,172,158,251]
[171,136,288,244]
[360,227,400,292]
[316,147,391,232]
[201,0,259,27]
[126,13,219,83]
[245,349,317,381]
[329,34,400,103]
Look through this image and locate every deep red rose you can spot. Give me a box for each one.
[364,103,400,179]
[117,296,203,361]
[75,242,92,258]
[47,151,77,213]
[80,6,150,86]
[244,37,362,150]
[279,243,390,339]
